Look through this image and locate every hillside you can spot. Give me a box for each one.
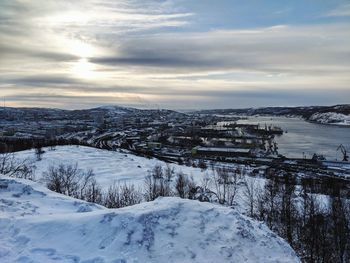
[0,177,299,263]
[14,145,208,188]
[309,112,350,126]
[196,104,350,126]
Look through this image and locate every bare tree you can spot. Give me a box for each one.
[242,176,260,217]
[330,195,349,263]
[280,174,298,245]
[258,177,280,228]
[211,167,241,206]
[78,169,95,200]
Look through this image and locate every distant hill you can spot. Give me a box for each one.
[1,104,349,125]
[0,105,184,122]
[195,104,350,125]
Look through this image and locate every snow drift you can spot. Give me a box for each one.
[0,177,299,263]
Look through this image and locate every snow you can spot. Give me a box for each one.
[0,178,103,218]
[12,145,269,213]
[0,177,299,263]
[14,146,207,189]
[309,112,350,126]
[12,146,268,210]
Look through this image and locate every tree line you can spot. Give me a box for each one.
[0,138,89,153]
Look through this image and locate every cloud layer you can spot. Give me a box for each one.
[0,0,349,109]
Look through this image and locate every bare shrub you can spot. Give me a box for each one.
[35,146,45,161]
[0,153,36,180]
[104,183,142,208]
[198,159,208,170]
[84,178,103,204]
[164,164,175,182]
[144,165,172,201]
[175,172,189,198]
[175,172,199,199]
[43,163,95,199]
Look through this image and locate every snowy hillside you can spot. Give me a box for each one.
[0,178,104,218]
[14,146,208,188]
[0,177,299,263]
[309,112,350,126]
[13,145,267,215]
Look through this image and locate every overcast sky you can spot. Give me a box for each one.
[1,0,349,109]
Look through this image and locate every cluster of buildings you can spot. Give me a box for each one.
[0,106,282,161]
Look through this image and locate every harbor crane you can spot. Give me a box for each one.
[337,144,349,162]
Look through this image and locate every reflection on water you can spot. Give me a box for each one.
[237,116,350,160]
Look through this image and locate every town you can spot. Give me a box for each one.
[1,106,349,191]
[0,106,282,159]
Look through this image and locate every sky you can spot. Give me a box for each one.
[0,0,349,110]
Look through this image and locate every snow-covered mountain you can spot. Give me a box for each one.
[0,177,299,263]
[309,112,350,126]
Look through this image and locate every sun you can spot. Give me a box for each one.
[65,38,100,79]
[72,58,97,79]
[70,40,95,58]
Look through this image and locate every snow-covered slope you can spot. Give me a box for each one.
[13,145,265,214]
[309,112,350,126]
[0,177,299,263]
[0,178,104,218]
[14,146,208,188]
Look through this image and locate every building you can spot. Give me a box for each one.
[192,146,251,157]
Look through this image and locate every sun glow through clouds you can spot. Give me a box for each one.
[67,39,99,79]
[72,58,97,79]
[70,40,95,58]
[1,0,350,108]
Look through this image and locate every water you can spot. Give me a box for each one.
[237,116,350,160]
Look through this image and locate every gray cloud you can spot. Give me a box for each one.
[5,93,150,109]
[91,24,350,77]
[4,83,350,110]
[0,0,349,109]
[0,45,78,63]
[90,56,211,68]
[3,76,85,86]
[0,0,191,63]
